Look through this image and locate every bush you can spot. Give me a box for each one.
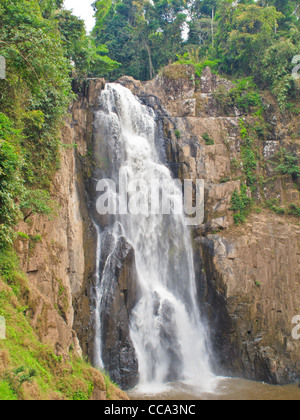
[0,139,23,247]
[0,248,26,297]
[232,78,263,114]
[194,59,220,78]
[0,119,58,247]
[174,129,181,139]
[20,190,57,222]
[274,149,299,180]
[231,184,253,224]
[213,78,263,115]
[202,132,214,145]
[288,204,300,217]
[266,199,285,215]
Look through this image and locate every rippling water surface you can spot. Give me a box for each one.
[129,377,300,401]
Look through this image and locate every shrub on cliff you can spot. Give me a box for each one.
[231,184,253,224]
[274,149,300,180]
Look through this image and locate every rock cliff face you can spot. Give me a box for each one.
[16,69,299,390]
[199,215,300,384]
[99,234,139,389]
[14,78,128,399]
[119,65,300,385]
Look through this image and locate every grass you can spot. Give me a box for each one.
[0,248,126,400]
[0,380,18,400]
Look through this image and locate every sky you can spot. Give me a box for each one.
[63,0,96,33]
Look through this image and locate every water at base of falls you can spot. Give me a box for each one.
[93,83,214,390]
[129,378,300,401]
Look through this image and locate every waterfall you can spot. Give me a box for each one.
[93,83,213,390]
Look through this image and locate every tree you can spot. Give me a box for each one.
[56,9,119,77]
[260,39,299,110]
[0,0,118,247]
[215,2,283,75]
[93,0,188,80]
[258,0,299,29]
[93,0,139,78]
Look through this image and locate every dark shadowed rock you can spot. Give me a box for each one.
[100,234,139,390]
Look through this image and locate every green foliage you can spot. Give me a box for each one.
[55,9,119,77]
[194,59,220,78]
[0,0,118,248]
[0,139,23,247]
[0,113,58,247]
[288,204,300,217]
[214,78,263,115]
[202,132,214,145]
[255,281,261,287]
[176,50,220,77]
[230,184,253,224]
[274,149,300,179]
[6,366,37,393]
[220,177,231,184]
[0,381,18,400]
[174,129,181,139]
[215,1,299,110]
[0,113,22,143]
[0,249,25,297]
[93,0,188,80]
[230,157,242,172]
[20,190,57,222]
[232,79,263,114]
[216,3,283,75]
[265,200,300,217]
[71,384,94,401]
[265,199,285,215]
[92,0,299,110]
[0,0,73,247]
[17,232,30,240]
[0,250,122,400]
[102,370,118,399]
[260,39,299,111]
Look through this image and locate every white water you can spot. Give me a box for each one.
[94,83,213,390]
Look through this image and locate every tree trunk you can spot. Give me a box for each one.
[144,40,154,80]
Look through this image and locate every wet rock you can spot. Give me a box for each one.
[100,235,139,390]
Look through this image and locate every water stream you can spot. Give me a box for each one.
[93,83,213,389]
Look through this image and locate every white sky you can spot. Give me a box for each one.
[63,0,96,33]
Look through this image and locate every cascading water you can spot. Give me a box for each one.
[93,83,213,391]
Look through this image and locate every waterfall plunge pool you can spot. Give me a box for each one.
[128,377,300,401]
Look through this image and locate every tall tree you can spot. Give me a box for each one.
[93,0,188,80]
